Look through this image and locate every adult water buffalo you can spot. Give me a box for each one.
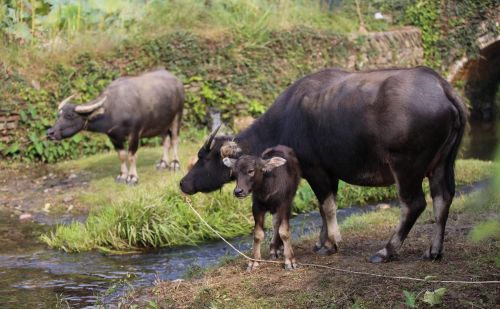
[48,69,184,185]
[180,66,467,263]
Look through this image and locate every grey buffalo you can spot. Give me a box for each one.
[180,66,467,263]
[48,69,184,185]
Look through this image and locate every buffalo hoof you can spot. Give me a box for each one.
[169,160,180,171]
[313,244,338,255]
[246,261,259,272]
[284,260,298,271]
[285,263,299,271]
[269,249,282,260]
[156,160,168,170]
[126,175,139,186]
[369,252,397,263]
[115,174,127,184]
[423,247,443,261]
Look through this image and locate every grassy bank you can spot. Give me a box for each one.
[40,137,494,252]
[123,188,500,308]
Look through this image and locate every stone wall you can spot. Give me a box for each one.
[347,27,423,70]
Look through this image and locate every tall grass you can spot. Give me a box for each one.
[1,0,380,72]
[41,140,494,253]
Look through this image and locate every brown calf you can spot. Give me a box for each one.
[223,145,301,271]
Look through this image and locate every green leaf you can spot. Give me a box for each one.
[424,275,437,281]
[403,290,416,308]
[423,288,447,306]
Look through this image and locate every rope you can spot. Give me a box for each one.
[183,195,500,285]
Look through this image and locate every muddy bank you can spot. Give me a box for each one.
[131,193,500,308]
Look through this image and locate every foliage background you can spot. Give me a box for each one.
[0,0,498,162]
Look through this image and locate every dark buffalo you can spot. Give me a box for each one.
[48,69,184,185]
[180,66,467,263]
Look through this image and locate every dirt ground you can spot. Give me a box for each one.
[130,206,500,309]
[0,163,89,223]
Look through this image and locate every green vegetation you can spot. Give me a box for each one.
[41,152,494,252]
[402,0,499,70]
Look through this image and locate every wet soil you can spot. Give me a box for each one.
[0,163,90,224]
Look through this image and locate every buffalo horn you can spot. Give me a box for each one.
[58,94,76,110]
[203,124,221,150]
[75,96,107,114]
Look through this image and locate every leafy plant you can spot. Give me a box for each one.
[422,288,447,306]
[403,290,417,308]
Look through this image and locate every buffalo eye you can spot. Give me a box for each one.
[247,169,255,176]
[64,112,77,120]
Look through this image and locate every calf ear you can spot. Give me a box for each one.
[222,157,237,168]
[262,157,286,172]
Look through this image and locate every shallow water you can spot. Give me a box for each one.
[0,181,489,308]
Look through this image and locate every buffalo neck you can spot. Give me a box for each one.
[235,112,282,156]
[85,114,112,134]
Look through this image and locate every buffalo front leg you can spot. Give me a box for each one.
[156,134,170,170]
[269,213,283,259]
[278,212,297,270]
[424,164,454,260]
[315,194,341,255]
[126,135,140,185]
[248,209,265,271]
[169,114,181,171]
[111,139,128,183]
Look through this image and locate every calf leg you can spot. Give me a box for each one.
[248,208,265,271]
[278,209,297,270]
[169,113,181,171]
[156,134,170,170]
[126,135,140,185]
[270,213,283,259]
[424,164,454,260]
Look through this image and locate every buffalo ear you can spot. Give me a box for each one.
[222,157,237,168]
[262,157,286,172]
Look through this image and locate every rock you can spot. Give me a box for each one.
[63,195,74,203]
[376,203,391,210]
[19,213,33,221]
[43,203,51,213]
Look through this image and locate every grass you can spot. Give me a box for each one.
[40,130,495,253]
[2,0,380,76]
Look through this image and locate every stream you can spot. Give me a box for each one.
[0,120,497,308]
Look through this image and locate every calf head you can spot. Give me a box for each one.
[223,155,286,198]
[47,95,106,141]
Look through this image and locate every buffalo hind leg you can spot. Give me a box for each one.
[248,207,265,271]
[424,164,453,260]
[156,134,170,170]
[126,134,140,185]
[370,166,426,263]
